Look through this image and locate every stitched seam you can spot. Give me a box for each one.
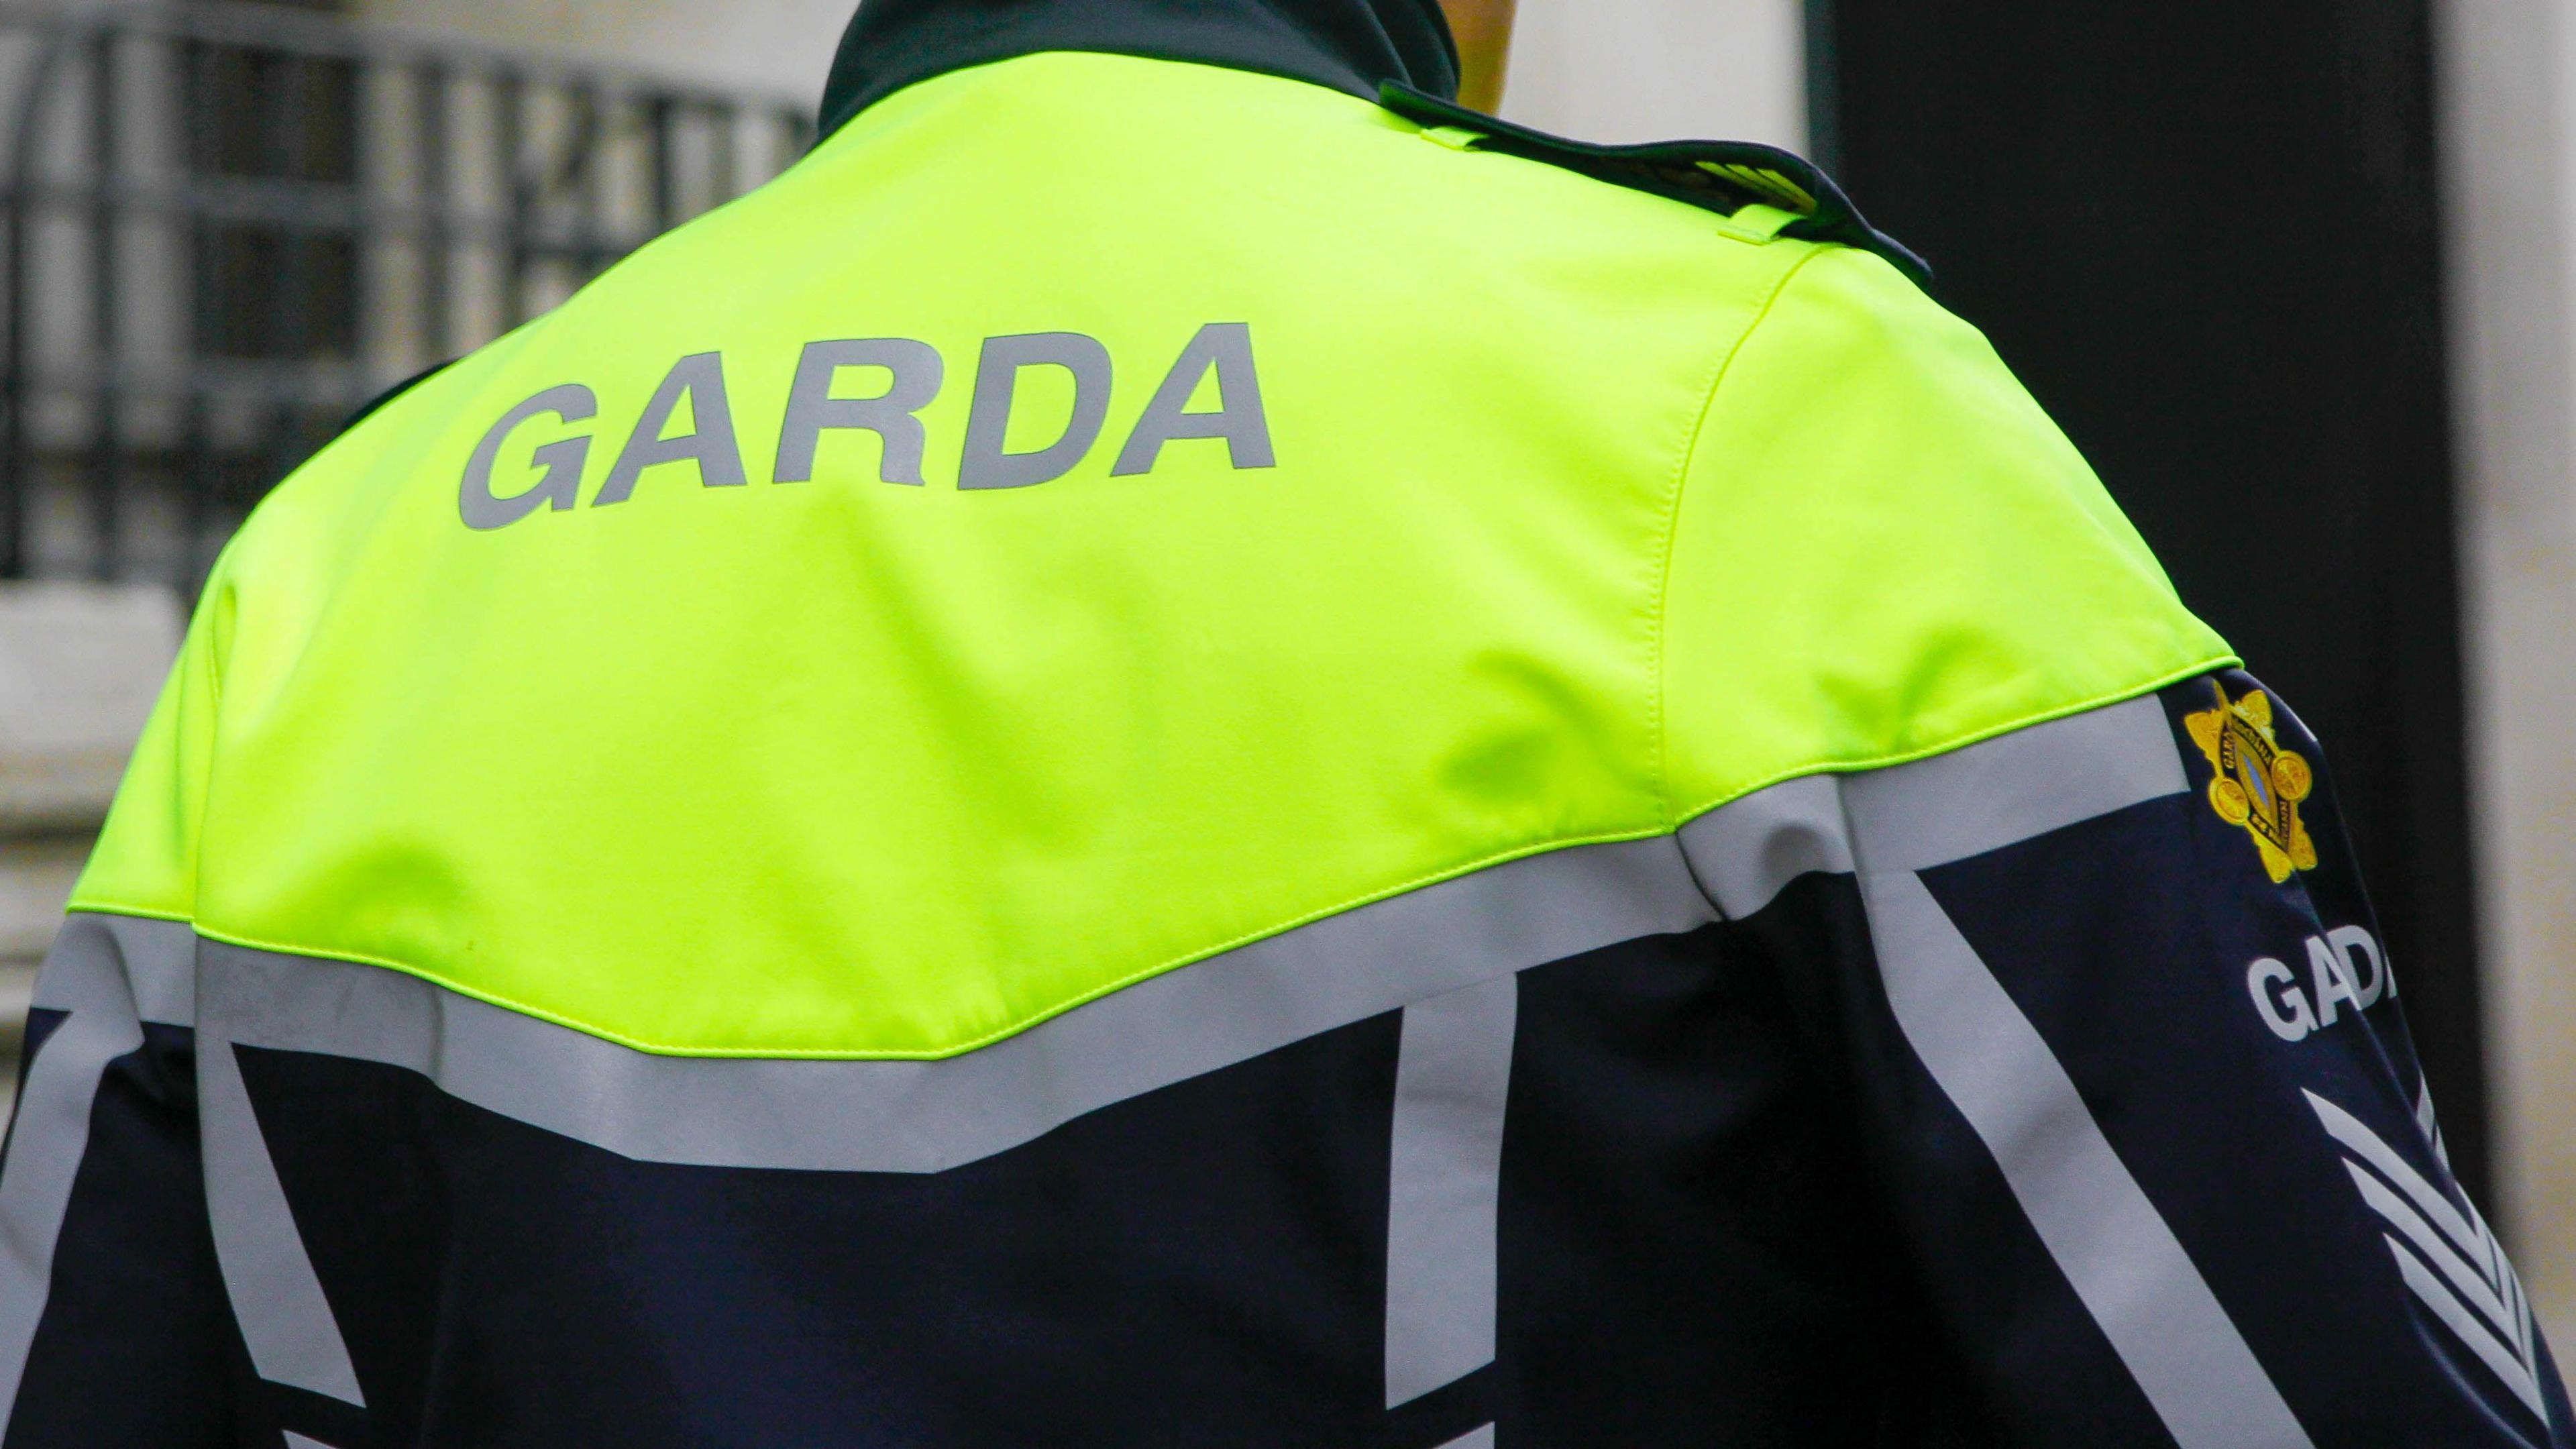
[1669,653,2241,827]
[60,902,193,925]
[1649,244,1831,832]
[127,822,1677,1061]
[185,562,231,925]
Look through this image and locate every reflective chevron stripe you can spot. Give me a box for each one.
[2308,1090,2548,1422]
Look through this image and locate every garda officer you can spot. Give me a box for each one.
[3,0,2567,1444]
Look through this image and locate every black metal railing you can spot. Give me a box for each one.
[0,1,812,592]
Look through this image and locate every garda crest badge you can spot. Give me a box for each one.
[2186,682,2318,883]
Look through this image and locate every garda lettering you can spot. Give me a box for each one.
[2247,926,2391,1042]
[461,323,1273,530]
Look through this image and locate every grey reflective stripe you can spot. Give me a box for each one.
[1433,1426,1495,1449]
[30,914,198,1027]
[197,1023,367,1407]
[283,1434,336,1449]
[0,1014,126,1431]
[1383,973,1517,1408]
[18,919,362,1409]
[0,913,185,1440]
[1678,694,2185,918]
[1841,693,2186,873]
[1863,873,2309,1448]
[1682,690,2311,1446]
[1676,773,1852,919]
[203,833,1713,1174]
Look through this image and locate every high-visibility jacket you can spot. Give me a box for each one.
[4,1,2567,1444]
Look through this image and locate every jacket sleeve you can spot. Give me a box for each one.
[1701,672,2573,1446]
[1660,241,2569,1444]
[0,588,249,1446]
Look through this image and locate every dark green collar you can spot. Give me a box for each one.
[1379,83,1932,285]
[818,0,1460,140]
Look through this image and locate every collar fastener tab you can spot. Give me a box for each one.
[1379,83,1931,285]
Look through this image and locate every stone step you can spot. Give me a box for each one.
[0,581,182,834]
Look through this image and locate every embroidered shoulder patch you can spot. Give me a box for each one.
[2187,682,2318,883]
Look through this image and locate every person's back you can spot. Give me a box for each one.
[5,1,2570,1445]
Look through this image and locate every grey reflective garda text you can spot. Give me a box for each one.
[460,323,1272,529]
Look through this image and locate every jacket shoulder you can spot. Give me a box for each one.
[1658,240,2233,814]
[1377,83,1927,286]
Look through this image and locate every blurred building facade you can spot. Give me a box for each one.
[0,0,812,591]
[0,0,2568,1354]
[0,0,818,1124]
[2438,0,2576,1356]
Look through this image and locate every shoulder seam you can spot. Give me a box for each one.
[1670,653,2243,829]
[1649,242,1836,832]
[56,901,193,925]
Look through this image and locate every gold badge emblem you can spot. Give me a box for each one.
[2186,683,2318,883]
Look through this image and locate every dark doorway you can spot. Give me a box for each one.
[1809,3,2486,1198]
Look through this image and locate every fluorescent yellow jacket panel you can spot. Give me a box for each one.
[73,53,2233,1058]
